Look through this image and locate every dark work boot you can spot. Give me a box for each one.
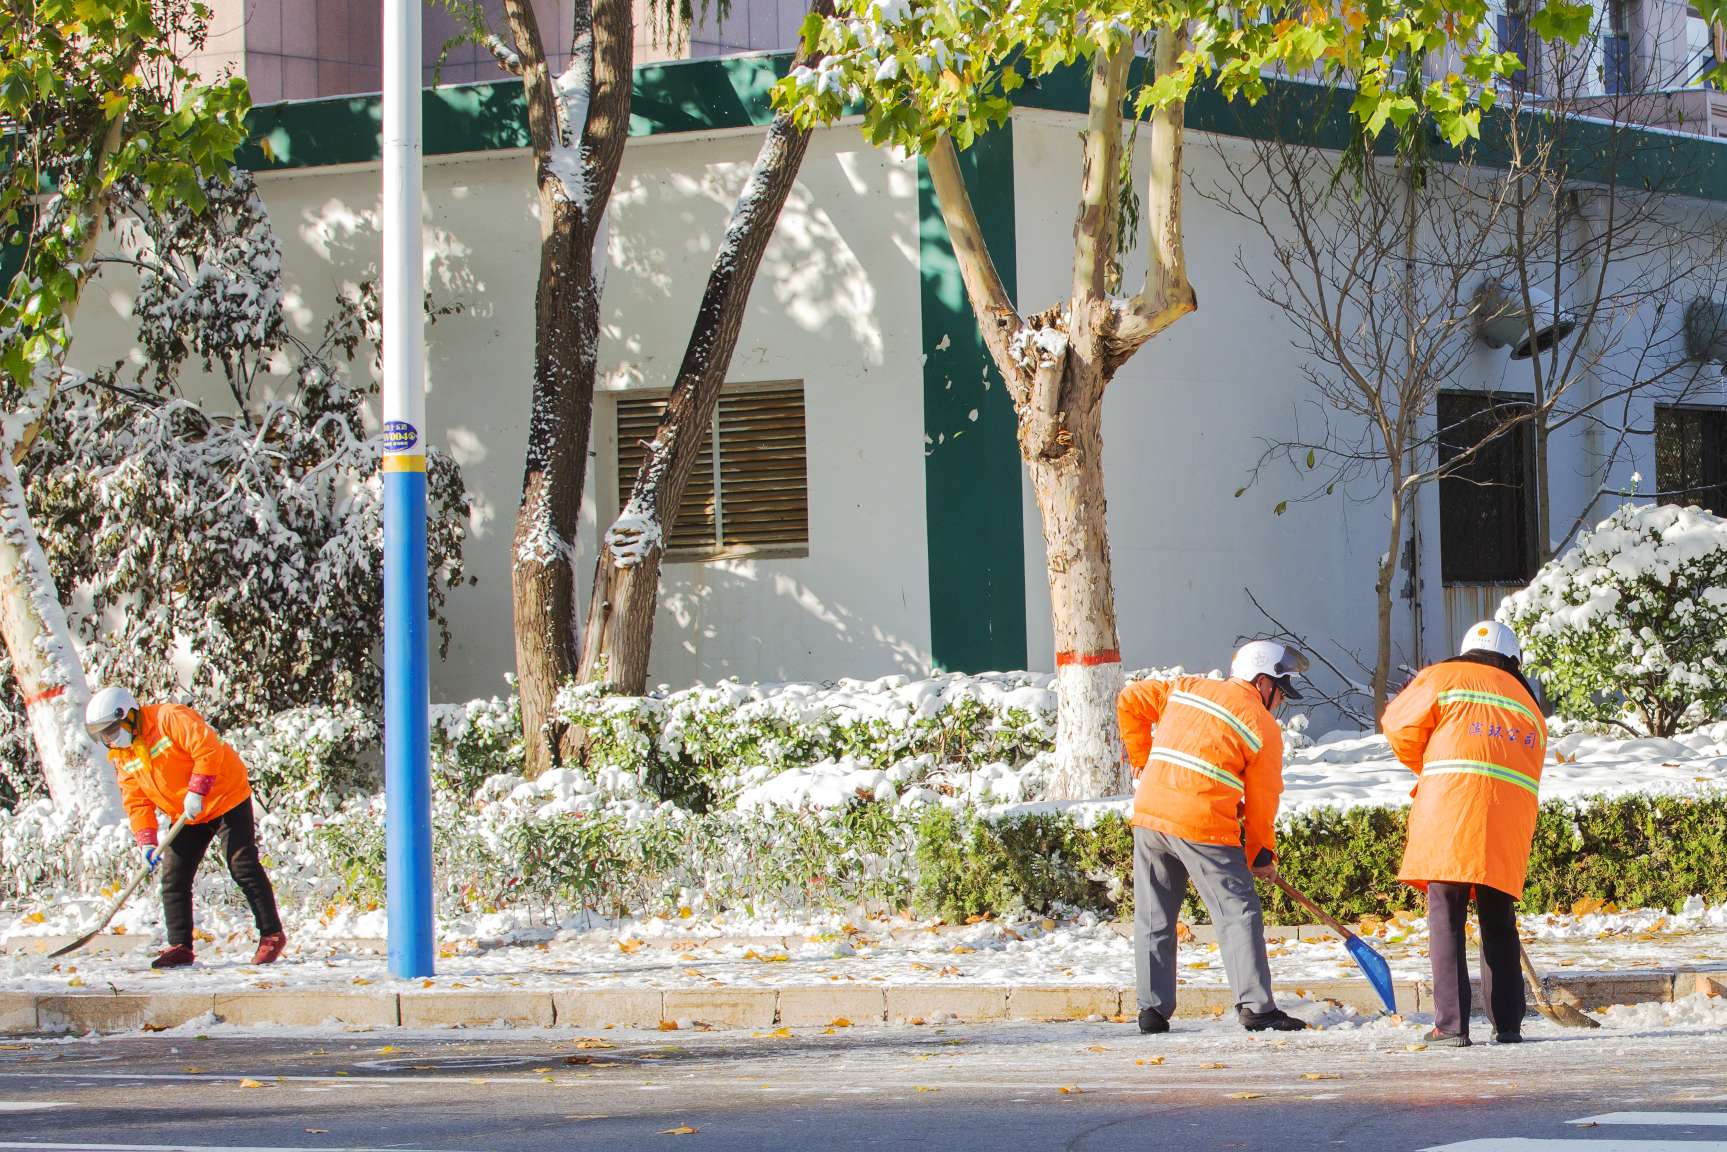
[151,944,195,969]
[1239,1007,1308,1032]
[1137,1006,1169,1034]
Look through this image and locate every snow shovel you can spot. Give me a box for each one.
[1273,875,1399,1015]
[49,816,189,959]
[1518,941,1600,1029]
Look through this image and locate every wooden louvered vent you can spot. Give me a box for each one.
[614,383,809,561]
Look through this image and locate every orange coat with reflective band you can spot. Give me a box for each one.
[110,704,251,841]
[1119,676,1285,866]
[1380,662,1546,899]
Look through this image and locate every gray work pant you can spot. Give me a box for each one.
[1133,826,1276,1016]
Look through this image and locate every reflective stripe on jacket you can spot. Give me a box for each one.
[1119,676,1285,866]
[1381,662,1546,898]
[111,703,251,842]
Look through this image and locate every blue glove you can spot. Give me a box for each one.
[141,844,162,870]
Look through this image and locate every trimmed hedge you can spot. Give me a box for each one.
[914,793,1727,922]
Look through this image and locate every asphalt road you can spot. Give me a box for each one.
[1,1018,1724,1151]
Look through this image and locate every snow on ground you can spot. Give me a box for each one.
[6,724,1727,995]
[749,720,1727,817]
[4,897,1725,997]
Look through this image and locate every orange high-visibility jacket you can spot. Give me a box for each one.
[1381,660,1546,898]
[1119,676,1285,866]
[110,703,252,846]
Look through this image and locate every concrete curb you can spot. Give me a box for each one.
[3,965,1720,1035]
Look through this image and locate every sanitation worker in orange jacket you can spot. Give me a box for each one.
[1117,641,1310,1035]
[84,686,286,970]
[1381,620,1545,1047]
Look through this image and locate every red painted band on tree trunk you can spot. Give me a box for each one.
[1054,649,1121,667]
[22,684,65,707]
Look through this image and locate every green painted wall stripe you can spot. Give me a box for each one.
[236,53,1727,207]
[918,125,1027,674]
[238,54,791,172]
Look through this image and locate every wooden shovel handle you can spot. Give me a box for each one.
[1273,874,1357,942]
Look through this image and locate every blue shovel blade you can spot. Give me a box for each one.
[1345,934,1399,1014]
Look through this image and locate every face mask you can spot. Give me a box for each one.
[89,720,132,749]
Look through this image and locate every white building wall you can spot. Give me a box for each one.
[1012,115,1395,692]
[70,124,932,703]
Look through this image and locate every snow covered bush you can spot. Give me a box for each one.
[4,171,472,749]
[556,672,1057,810]
[1501,502,1727,736]
[430,696,524,796]
[228,705,381,813]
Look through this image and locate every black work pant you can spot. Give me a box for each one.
[159,798,282,948]
[1427,880,1525,1038]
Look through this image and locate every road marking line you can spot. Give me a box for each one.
[1575,1114,1727,1127]
[1423,1141,1727,1151]
[0,1105,66,1112]
[0,1072,553,1087]
[0,1144,488,1152]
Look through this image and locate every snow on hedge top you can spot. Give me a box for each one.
[1502,502,1727,633]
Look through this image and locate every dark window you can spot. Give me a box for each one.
[1655,405,1727,515]
[1438,391,1538,584]
[614,383,810,562]
[1499,9,1530,89]
[1604,0,1633,93]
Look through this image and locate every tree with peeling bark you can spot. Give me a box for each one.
[0,0,249,819]
[776,0,1579,799]
[443,0,635,775]
[576,0,837,695]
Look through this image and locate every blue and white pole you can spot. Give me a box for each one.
[381,0,433,978]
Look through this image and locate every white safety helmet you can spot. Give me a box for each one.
[1230,640,1309,700]
[1460,620,1522,662]
[85,685,139,749]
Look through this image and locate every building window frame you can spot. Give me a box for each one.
[610,380,811,565]
[1654,402,1727,515]
[1437,389,1540,586]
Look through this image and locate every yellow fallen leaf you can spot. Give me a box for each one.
[66,976,85,988]
[182,1066,204,1074]
[767,1027,792,1039]
[1229,1091,1264,1100]
[618,939,646,954]
[1200,1062,1228,1069]
[1059,1085,1082,1095]
[660,1125,699,1135]
[658,1020,680,1031]
[829,1017,852,1028]
[761,953,790,963]
[951,945,977,955]
[238,1079,266,1088]
[1086,1045,1109,1054]
[575,1038,615,1050]
[1301,1073,1339,1081]
[678,907,693,919]
[111,924,127,935]
[351,977,371,986]
[1405,1043,1428,1052]
[377,1045,400,1053]
[1136,1056,1165,1066]
[421,980,434,988]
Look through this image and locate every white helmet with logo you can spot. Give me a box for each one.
[1460,620,1522,662]
[85,685,139,748]
[1230,640,1309,700]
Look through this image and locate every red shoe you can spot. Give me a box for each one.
[252,931,288,965]
[151,944,195,969]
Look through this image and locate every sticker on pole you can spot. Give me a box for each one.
[383,420,419,452]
